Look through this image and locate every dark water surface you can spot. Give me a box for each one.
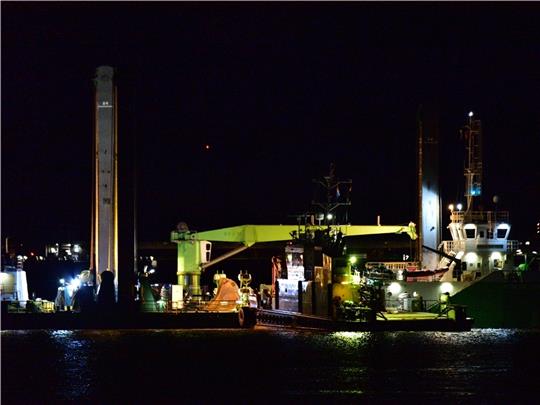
[2,327,539,404]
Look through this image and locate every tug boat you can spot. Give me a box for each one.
[258,164,473,332]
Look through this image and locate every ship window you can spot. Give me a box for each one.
[479,231,485,238]
[497,229,507,239]
[465,229,476,239]
[487,230,493,239]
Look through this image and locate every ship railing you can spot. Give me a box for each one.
[443,239,519,253]
[2,299,56,313]
[441,240,465,253]
[450,210,510,224]
[507,240,519,252]
[366,262,419,271]
[385,299,441,314]
[385,298,463,318]
[425,300,447,315]
[164,299,241,313]
[423,300,465,318]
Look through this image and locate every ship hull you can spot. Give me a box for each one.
[450,272,540,328]
[257,309,473,331]
[0,309,241,330]
[397,271,540,328]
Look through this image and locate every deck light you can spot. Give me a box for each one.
[468,111,474,117]
[440,282,454,294]
[326,213,333,220]
[457,203,463,211]
[349,256,358,265]
[388,282,401,295]
[448,204,454,212]
[70,278,81,289]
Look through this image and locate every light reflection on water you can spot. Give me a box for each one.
[2,328,539,403]
[48,329,91,399]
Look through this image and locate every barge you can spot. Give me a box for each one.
[257,308,473,332]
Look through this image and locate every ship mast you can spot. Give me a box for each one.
[462,112,483,213]
[312,163,352,225]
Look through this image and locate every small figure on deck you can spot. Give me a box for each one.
[54,279,66,312]
[439,292,450,314]
[261,288,272,309]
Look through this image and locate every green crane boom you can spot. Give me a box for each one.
[170,223,417,297]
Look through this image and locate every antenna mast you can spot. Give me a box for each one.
[462,112,483,213]
[312,163,352,225]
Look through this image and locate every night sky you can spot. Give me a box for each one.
[2,2,540,249]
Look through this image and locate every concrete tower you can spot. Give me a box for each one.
[92,66,119,293]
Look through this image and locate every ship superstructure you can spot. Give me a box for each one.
[438,113,518,281]
[440,209,518,281]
